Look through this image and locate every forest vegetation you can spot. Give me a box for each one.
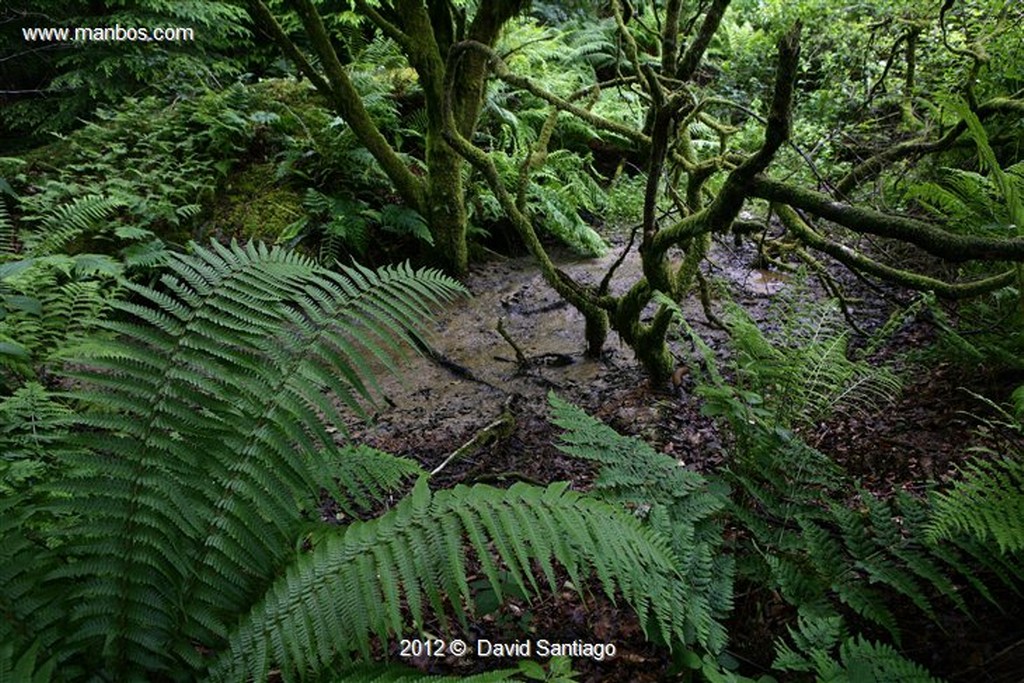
[1,0,1023,681]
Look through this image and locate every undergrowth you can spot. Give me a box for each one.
[543,292,1024,681]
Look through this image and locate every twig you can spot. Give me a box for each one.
[429,402,515,477]
[496,317,528,368]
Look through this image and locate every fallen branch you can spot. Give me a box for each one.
[429,403,516,477]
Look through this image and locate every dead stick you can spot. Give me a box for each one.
[429,405,516,477]
[496,317,528,368]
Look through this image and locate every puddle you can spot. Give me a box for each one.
[341,236,795,474]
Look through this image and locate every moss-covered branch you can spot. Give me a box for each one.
[753,176,1024,262]
[353,0,412,52]
[447,41,651,149]
[249,0,425,210]
[653,23,802,254]
[836,96,1024,196]
[675,0,732,81]
[775,204,1016,298]
[440,59,609,354]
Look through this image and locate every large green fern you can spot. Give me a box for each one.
[1,240,692,681]
[206,479,686,681]
[715,295,902,429]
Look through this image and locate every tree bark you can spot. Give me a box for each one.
[248,0,530,275]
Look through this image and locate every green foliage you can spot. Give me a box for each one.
[927,393,1024,554]
[286,190,434,264]
[654,299,1020,677]
[0,640,56,683]
[1,1,249,137]
[908,106,1024,371]
[603,172,648,228]
[0,255,121,388]
[908,98,1023,237]
[1,240,690,681]
[546,385,978,680]
[774,616,942,682]
[681,305,1005,638]
[549,392,732,653]
[470,150,607,256]
[0,382,73,494]
[709,294,902,429]
[8,85,272,247]
[18,194,127,257]
[929,454,1024,554]
[208,479,685,681]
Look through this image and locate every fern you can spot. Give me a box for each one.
[717,295,902,429]
[927,448,1024,554]
[39,241,460,672]
[19,194,126,257]
[0,200,14,256]
[205,479,687,681]
[923,386,1024,556]
[0,640,56,683]
[0,254,120,387]
[668,301,1014,650]
[548,392,733,653]
[774,615,942,682]
[378,205,434,247]
[0,382,73,492]
[0,240,691,681]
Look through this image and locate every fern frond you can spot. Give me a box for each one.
[719,297,901,427]
[773,616,941,682]
[548,392,732,652]
[47,241,465,676]
[205,479,687,682]
[322,445,425,519]
[0,640,56,683]
[0,201,14,256]
[25,194,125,256]
[837,636,943,682]
[927,453,1024,553]
[0,494,65,673]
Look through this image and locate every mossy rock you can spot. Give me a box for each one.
[206,163,304,242]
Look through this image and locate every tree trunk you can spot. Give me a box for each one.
[425,132,468,274]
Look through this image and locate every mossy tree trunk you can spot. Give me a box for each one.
[247,0,528,276]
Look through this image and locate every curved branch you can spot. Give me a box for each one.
[775,204,1015,298]
[752,176,1024,262]
[440,53,608,351]
[676,0,731,81]
[448,41,651,148]
[246,0,333,95]
[836,96,1024,197]
[353,0,412,52]
[251,0,425,209]
[653,22,802,253]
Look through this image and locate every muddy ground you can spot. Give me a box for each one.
[340,234,1024,681]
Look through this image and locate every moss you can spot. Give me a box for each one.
[206,163,304,242]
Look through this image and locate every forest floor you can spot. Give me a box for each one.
[340,234,1024,682]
